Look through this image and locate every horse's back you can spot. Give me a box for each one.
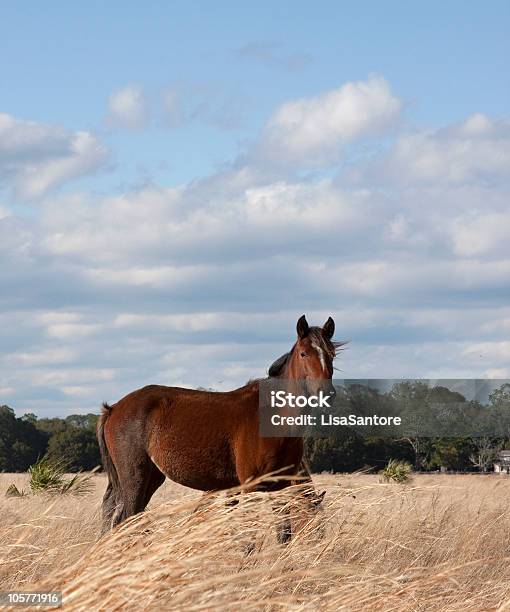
[108,383,255,424]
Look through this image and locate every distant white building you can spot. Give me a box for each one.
[494,450,510,474]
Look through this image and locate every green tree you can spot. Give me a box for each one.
[35,417,68,436]
[0,405,48,471]
[65,414,98,431]
[429,438,474,471]
[21,413,38,424]
[0,406,17,470]
[489,383,510,409]
[47,427,100,471]
[10,440,37,472]
[389,381,433,469]
[363,437,414,469]
[305,432,365,472]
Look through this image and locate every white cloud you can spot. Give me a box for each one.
[483,368,510,379]
[35,311,83,325]
[0,112,109,199]
[45,322,103,340]
[107,84,147,129]
[9,347,77,366]
[33,311,103,340]
[449,211,510,257]
[15,132,108,199]
[365,113,510,186]
[114,311,299,333]
[28,368,117,386]
[86,264,206,289]
[259,76,402,164]
[39,180,378,266]
[61,385,93,397]
[0,112,69,159]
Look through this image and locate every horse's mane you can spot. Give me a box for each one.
[268,327,347,377]
[268,352,290,377]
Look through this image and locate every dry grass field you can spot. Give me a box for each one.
[2,472,510,611]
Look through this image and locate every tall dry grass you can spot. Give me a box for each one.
[2,473,510,610]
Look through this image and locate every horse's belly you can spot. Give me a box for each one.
[150,441,239,492]
[166,467,239,491]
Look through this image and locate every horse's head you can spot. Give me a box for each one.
[286,314,340,397]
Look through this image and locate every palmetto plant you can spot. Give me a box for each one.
[6,456,95,498]
[28,457,66,493]
[381,459,413,484]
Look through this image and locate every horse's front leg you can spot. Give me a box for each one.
[272,494,292,544]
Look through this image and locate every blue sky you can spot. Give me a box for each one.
[0,2,509,416]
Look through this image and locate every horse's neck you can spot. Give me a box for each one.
[279,356,299,382]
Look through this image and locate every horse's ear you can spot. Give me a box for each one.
[322,317,335,340]
[296,315,309,339]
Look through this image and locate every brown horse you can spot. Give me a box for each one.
[97,315,342,541]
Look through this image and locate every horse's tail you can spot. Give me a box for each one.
[97,402,120,498]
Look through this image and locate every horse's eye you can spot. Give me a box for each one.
[300,352,307,357]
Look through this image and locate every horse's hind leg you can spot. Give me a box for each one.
[100,482,117,535]
[111,457,165,528]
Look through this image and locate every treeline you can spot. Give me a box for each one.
[0,406,100,472]
[2,381,510,474]
[306,434,499,473]
[306,381,510,473]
